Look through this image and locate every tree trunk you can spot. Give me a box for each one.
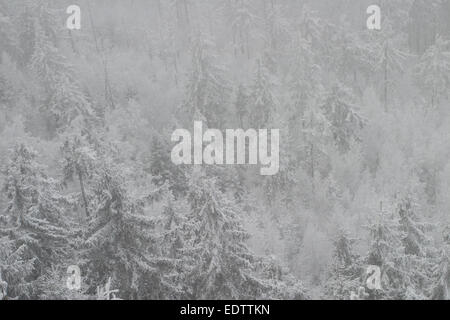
[78,171,90,218]
[384,41,388,112]
[68,29,78,54]
[310,143,315,195]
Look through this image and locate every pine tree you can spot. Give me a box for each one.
[0,236,34,299]
[234,84,250,128]
[365,210,405,299]
[180,34,232,128]
[324,232,364,300]
[180,170,307,299]
[16,0,38,66]
[275,35,322,203]
[262,0,290,53]
[2,144,71,298]
[336,31,378,94]
[321,84,365,154]
[432,224,450,300]
[397,198,436,299]
[81,156,180,299]
[247,59,277,128]
[414,36,450,109]
[408,0,438,55]
[149,134,187,198]
[29,7,93,134]
[371,21,409,112]
[229,0,256,59]
[297,5,323,50]
[61,136,97,218]
[365,199,435,300]
[0,3,17,64]
[0,55,21,124]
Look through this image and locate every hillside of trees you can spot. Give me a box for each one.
[0,0,449,300]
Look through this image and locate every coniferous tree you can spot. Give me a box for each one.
[180,34,232,128]
[231,0,254,58]
[180,170,307,299]
[397,198,436,299]
[0,3,17,64]
[81,155,180,299]
[365,210,405,299]
[321,84,365,154]
[432,224,450,300]
[30,10,93,134]
[324,232,364,300]
[371,21,409,112]
[414,36,450,109]
[61,136,97,218]
[2,144,71,298]
[149,134,187,198]
[0,236,34,299]
[247,58,277,128]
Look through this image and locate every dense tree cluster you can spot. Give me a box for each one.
[0,0,449,300]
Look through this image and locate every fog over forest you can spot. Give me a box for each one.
[0,0,450,300]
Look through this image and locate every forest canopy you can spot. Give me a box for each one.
[0,0,449,300]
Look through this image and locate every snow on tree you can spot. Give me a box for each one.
[219,0,255,58]
[288,36,321,127]
[396,198,436,299]
[364,198,435,300]
[365,209,406,299]
[0,236,34,299]
[179,33,232,128]
[323,231,364,300]
[432,224,450,300]
[291,77,330,198]
[414,36,450,109]
[81,154,180,299]
[15,0,39,66]
[61,136,97,218]
[297,5,323,50]
[262,0,291,53]
[1,144,72,297]
[370,21,410,112]
[321,84,365,154]
[234,84,250,128]
[247,58,277,128]
[180,170,307,299]
[398,198,434,257]
[35,264,90,300]
[149,134,187,198]
[0,54,23,125]
[432,245,450,300]
[408,0,439,55]
[0,4,17,64]
[335,30,379,94]
[29,10,93,134]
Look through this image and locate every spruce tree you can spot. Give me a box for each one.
[324,232,364,300]
[414,36,450,109]
[180,170,307,299]
[30,9,93,134]
[149,134,187,198]
[81,156,180,299]
[365,210,405,299]
[0,236,34,299]
[2,144,71,298]
[61,136,97,218]
[247,59,277,128]
[397,198,435,299]
[321,84,365,154]
[180,34,231,128]
[432,225,450,299]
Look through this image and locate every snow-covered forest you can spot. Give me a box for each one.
[0,0,449,300]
